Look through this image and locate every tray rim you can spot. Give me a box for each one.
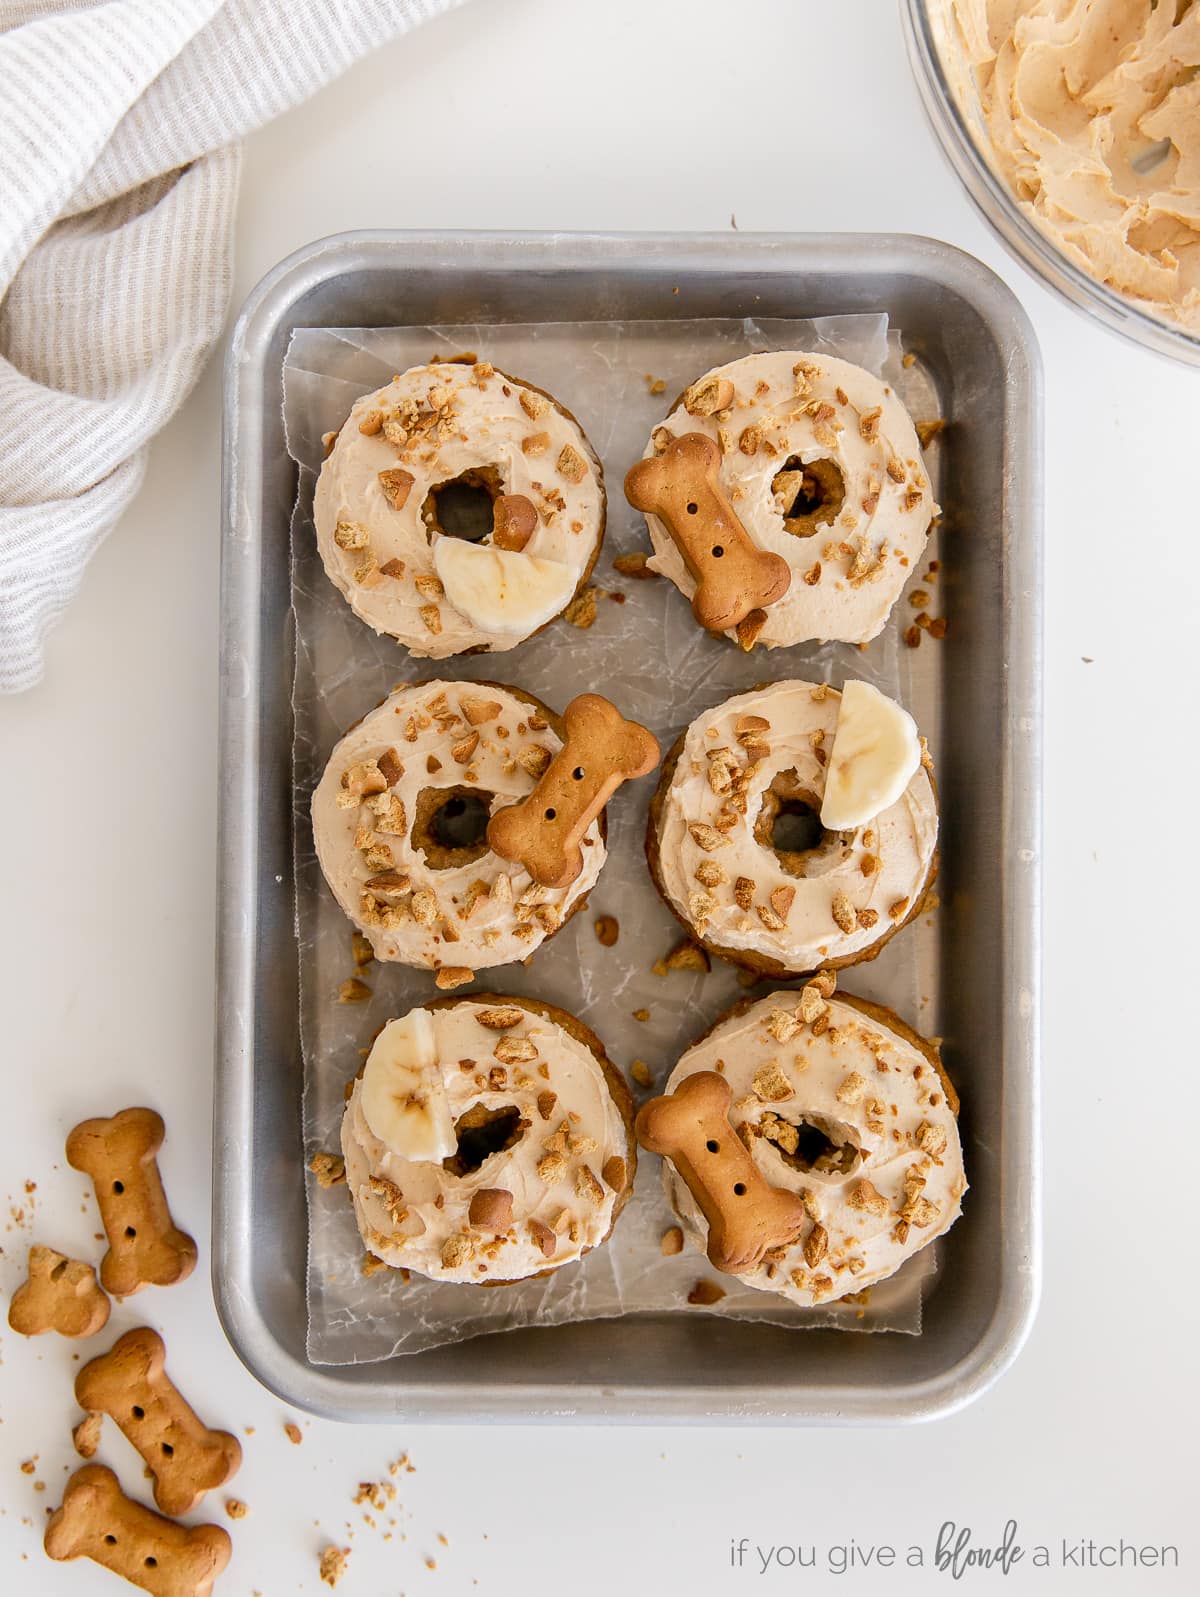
[215,228,1043,1424]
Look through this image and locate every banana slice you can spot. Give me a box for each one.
[360,1011,455,1163]
[819,680,922,831]
[433,538,577,636]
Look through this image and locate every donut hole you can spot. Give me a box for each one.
[412,785,494,870]
[422,464,503,545]
[754,770,851,878]
[443,1103,528,1178]
[771,455,845,537]
[760,1111,862,1180]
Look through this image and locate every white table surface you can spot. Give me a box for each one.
[3,1,1197,1592]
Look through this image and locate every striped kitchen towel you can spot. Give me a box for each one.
[0,0,460,692]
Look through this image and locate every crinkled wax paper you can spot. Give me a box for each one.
[282,313,949,1363]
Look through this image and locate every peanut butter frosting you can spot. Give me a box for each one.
[934,0,1200,331]
[314,361,604,656]
[661,989,966,1306]
[342,998,632,1283]
[637,351,935,647]
[652,681,938,972]
[312,681,605,971]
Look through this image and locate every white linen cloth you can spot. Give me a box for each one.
[0,0,460,692]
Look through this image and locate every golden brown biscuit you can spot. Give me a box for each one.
[7,1244,110,1339]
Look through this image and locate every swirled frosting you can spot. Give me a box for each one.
[933,0,1200,331]
[638,351,935,647]
[314,362,604,655]
[661,990,966,1306]
[652,681,938,972]
[342,997,633,1283]
[312,681,605,971]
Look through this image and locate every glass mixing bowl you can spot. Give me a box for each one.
[901,0,1200,367]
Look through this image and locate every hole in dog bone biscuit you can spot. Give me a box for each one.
[572,767,585,781]
[443,1104,526,1178]
[711,545,724,558]
[733,1181,747,1195]
[705,1138,720,1153]
[105,1535,117,1546]
[686,502,698,514]
[131,1406,144,1420]
[124,1226,137,1238]
[422,465,503,544]
[112,1181,124,1194]
[544,807,556,821]
[161,1443,174,1457]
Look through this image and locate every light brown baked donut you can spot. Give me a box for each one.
[341,995,635,1285]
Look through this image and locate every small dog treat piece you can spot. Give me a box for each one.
[342,994,636,1284]
[624,432,791,632]
[75,1329,242,1516]
[635,1071,807,1274]
[66,1108,196,1298]
[44,1464,231,1597]
[629,352,936,649]
[73,1413,103,1458]
[654,989,966,1306]
[314,362,605,657]
[8,1244,110,1339]
[487,693,659,888]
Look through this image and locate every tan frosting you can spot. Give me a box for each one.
[661,991,966,1306]
[935,0,1200,332]
[312,682,605,970]
[313,362,604,656]
[342,998,630,1283]
[654,681,938,971]
[639,352,935,647]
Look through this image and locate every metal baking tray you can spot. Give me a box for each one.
[215,231,1042,1423]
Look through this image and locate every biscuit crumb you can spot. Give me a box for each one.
[630,1060,653,1089]
[72,1414,101,1459]
[687,1278,726,1306]
[613,551,655,579]
[309,1151,346,1189]
[284,1421,303,1445]
[594,914,619,947]
[337,978,372,1004]
[632,1007,651,1022]
[226,1498,248,1519]
[435,966,475,991]
[319,1545,350,1586]
[661,1226,684,1256]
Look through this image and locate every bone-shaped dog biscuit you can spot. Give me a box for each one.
[76,1327,242,1516]
[487,693,660,888]
[636,1071,808,1274]
[625,432,791,632]
[45,1464,231,1597]
[66,1108,197,1298]
[7,1244,110,1339]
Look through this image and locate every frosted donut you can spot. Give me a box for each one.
[659,986,965,1306]
[341,995,635,1283]
[314,361,605,657]
[630,351,935,648]
[646,680,938,975]
[312,680,605,972]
